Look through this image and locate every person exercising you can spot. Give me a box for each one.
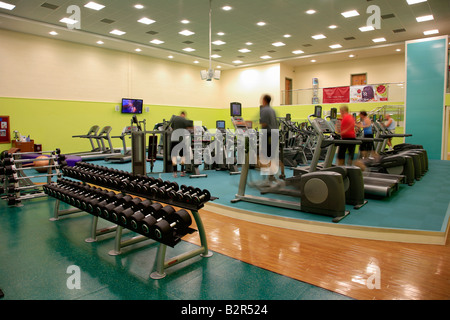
[336,105,356,166]
[356,111,375,159]
[383,114,396,151]
[170,111,193,177]
[259,94,279,178]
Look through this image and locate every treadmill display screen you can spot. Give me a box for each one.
[122,99,143,114]
[216,121,226,130]
[230,102,242,117]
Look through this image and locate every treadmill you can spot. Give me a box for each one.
[69,126,121,161]
[71,125,101,153]
[293,106,401,198]
[105,125,137,163]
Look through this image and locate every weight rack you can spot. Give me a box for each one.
[0,150,65,206]
[48,162,214,279]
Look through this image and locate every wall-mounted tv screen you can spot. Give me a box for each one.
[230,102,242,117]
[122,99,143,114]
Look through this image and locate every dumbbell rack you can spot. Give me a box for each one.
[50,162,214,279]
[1,150,63,206]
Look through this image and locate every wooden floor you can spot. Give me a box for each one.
[183,208,450,300]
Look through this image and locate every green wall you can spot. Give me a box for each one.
[0,97,227,154]
[0,97,405,155]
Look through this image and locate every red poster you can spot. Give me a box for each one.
[323,86,350,104]
[0,116,10,144]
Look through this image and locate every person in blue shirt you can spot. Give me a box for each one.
[357,111,375,159]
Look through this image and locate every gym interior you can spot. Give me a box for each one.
[1,1,450,303]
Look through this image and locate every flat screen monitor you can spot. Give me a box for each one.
[122,99,143,114]
[230,102,242,117]
[216,120,226,130]
[330,108,337,120]
[314,105,322,118]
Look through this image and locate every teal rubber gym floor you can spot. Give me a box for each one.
[0,163,352,300]
[1,157,449,300]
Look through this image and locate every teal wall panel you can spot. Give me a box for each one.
[405,37,448,160]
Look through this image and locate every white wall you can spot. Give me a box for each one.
[0,29,221,108]
[293,54,405,89]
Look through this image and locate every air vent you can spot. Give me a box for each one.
[393,28,406,33]
[344,36,356,40]
[100,19,115,24]
[381,13,396,20]
[237,55,245,58]
[146,31,159,35]
[182,41,194,44]
[213,49,222,52]
[303,44,312,47]
[267,50,276,53]
[41,3,59,10]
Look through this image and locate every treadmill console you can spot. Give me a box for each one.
[313,118,333,134]
[231,116,249,132]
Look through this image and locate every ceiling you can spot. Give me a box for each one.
[0,0,449,70]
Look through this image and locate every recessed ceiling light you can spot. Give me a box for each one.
[212,40,226,45]
[110,29,126,36]
[193,61,199,64]
[239,48,251,53]
[257,21,266,26]
[245,42,253,46]
[232,60,243,64]
[292,50,304,54]
[306,9,316,14]
[49,31,58,36]
[135,48,142,52]
[359,26,375,32]
[396,49,401,52]
[423,29,439,35]
[211,54,221,58]
[312,34,326,40]
[283,34,291,38]
[272,42,285,47]
[138,17,155,25]
[406,0,427,5]
[181,19,190,24]
[311,59,316,63]
[216,66,222,69]
[217,32,225,36]
[349,54,355,58]
[168,55,174,59]
[84,2,105,11]
[416,15,434,22]
[341,10,360,18]
[150,39,164,44]
[60,17,78,25]
[0,1,15,10]
[179,29,195,36]
[134,4,144,9]
[329,44,342,49]
[183,47,196,52]
[222,5,232,11]
[260,55,271,59]
[97,40,104,44]
[328,25,337,29]
[372,37,386,42]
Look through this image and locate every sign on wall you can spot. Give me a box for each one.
[350,84,388,103]
[323,86,350,103]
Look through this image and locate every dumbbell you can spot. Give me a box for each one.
[152,209,192,241]
[100,194,133,220]
[108,197,143,223]
[119,201,163,228]
[85,191,117,214]
[75,188,111,211]
[141,205,176,235]
[185,188,211,205]
[92,193,127,217]
[155,181,179,199]
[137,177,165,195]
[169,185,195,201]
